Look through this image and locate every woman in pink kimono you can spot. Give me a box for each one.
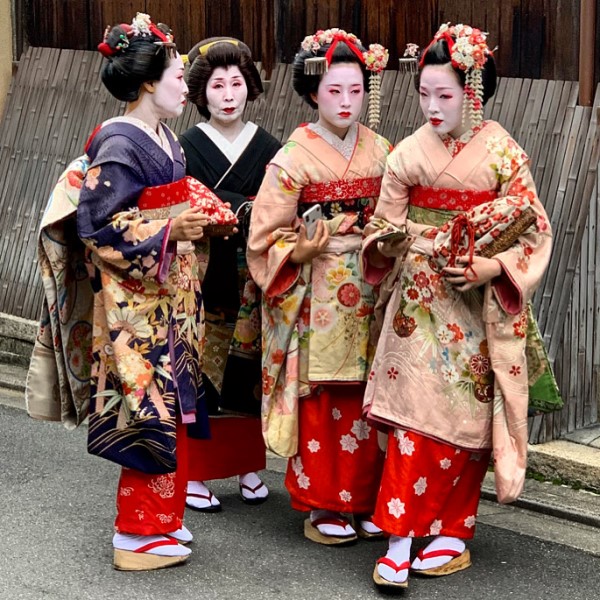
[362,25,553,588]
[247,29,391,545]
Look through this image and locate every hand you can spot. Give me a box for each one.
[169,207,210,242]
[289,220,329,263]
[443,256,502,292]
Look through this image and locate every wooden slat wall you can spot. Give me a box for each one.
[0,48,599,441]
[22,1,592,83]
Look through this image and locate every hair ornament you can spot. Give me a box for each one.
[422,23,491,127]
[399,43,420,74]
[198,39,240,56]
[300,28,388,130]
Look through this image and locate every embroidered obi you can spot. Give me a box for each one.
[298,176,382,229]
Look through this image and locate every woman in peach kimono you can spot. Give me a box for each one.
[363,25,553,588]
[247,29,390,545]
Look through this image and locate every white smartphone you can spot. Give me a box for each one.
[302,205,323,240]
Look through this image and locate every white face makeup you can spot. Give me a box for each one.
[311,62,365,139]
[151,54,188,119]
[419,64,470,138]
[205,65,248,127]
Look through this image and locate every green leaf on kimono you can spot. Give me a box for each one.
[95,389,125,415]
[347,263,356,269]
[155,364,173,381]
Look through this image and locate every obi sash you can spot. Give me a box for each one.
[410,186,498,212]
[298,176,382,229]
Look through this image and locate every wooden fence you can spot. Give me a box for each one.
[20,0,596,84]
[0,47,598,441]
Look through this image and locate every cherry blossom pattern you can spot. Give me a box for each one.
[464,515,476,529]
[395,430,415,456]
[440,458,452,470]
[339,490,353,503]
[351,419,371,441]
[388,497,406,519]
[340,434,359,454]
[332,407,342,421]
[414,477,428,496]
[307,439,321,453]
[429,519,443,535]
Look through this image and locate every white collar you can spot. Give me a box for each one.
[308,122,358,160]
[197,121,258,164]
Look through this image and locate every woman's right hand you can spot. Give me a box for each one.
[289,220,329,263]
[169,207,210,242]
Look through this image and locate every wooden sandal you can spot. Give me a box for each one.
[185,490,222,513]
[113,539,190,571]
[303,517,357,545]
[372,557,410,588]
[411,548,471,576]
[239,481,268,505]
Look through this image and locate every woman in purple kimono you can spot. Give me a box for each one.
[77,13,208,571]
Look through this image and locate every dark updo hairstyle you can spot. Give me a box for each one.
[292,41,370,109]
[416,38,497,105]
[100,23,176,102]
[186,37,263,119]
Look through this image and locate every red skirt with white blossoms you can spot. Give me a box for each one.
[373,429,490,539]
[187,416,266,481]
[115,419,188,535]
[285,384,385,514]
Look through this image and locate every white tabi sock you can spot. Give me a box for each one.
[411,535,466,571]
[166,524,193,544]
[357,517,383,534]
[377,535,412,583]
[112,533,191,557]
[310,509,356,537]
[238,472,269,500]
[186,480,221,509]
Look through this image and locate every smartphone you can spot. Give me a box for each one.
[302,205,323,240]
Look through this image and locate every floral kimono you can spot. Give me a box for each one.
[179,121,280,480]
[248,122,391,513]
[77,117,208,476]
[362,121,552,538]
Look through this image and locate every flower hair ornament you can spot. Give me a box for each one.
[98,13,175,59]
[299,28,389,129]
[419,23,493,127]
[398,43,420,75]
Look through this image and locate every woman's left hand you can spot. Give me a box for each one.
[443,256,502,292]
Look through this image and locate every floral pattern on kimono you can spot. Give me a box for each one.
[77,120,207,474]
[248,123,392,456]
[362,121,553,503]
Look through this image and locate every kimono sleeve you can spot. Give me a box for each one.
[363,149,413,285]
[246,164,303,297]
[77,159,172,281]
[489,145,553,316]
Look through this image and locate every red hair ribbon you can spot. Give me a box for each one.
[324,33,365,67]
[418,30,457,69]
[97,23,133,58]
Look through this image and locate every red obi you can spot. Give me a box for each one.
[410,186,498,212]
[300,176,382,203]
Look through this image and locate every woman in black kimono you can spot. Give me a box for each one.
[180,37,281,511]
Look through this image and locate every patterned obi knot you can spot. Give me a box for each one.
[298,176,382,229]
[410,186,498,212]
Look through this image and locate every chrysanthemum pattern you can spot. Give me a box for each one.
[148,473,176,498]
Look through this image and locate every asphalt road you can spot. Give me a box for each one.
[0,397,599,600]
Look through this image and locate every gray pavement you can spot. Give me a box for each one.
[1,395,600,599]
